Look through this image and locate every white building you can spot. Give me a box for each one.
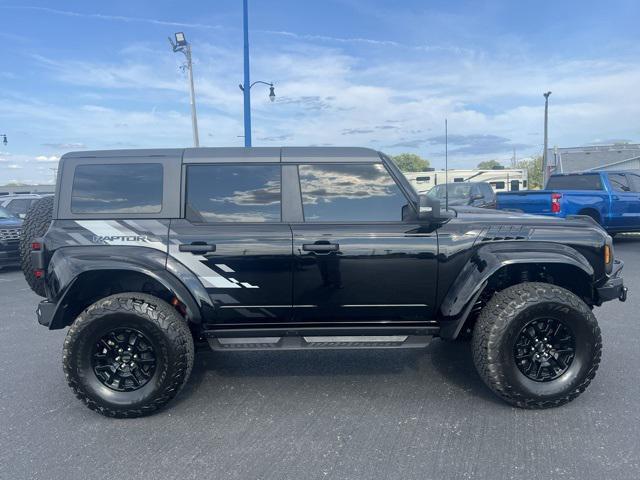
[404,168,528,194]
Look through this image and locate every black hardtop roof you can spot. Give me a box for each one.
[61,146,382,163]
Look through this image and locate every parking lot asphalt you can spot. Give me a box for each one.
[1,237,639,480]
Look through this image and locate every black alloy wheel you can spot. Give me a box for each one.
[64,293,194,418]
[92,328,158,392]
[513,318,576,382]
[472,282,602,409]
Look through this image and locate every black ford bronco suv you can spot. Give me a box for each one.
[22,147,627,417]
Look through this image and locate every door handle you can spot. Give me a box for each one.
[179,243,216,253]
[302,243,339,253]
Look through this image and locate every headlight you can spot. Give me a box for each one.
[604,235,614,274]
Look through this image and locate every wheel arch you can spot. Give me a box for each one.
[46,246,207,330]
[49,267,202,330]
[439,242,595,339]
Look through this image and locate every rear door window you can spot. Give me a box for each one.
[546,174,603,191]
[628,174,640,192]
[71,164,163,214]
[186,164,281,222]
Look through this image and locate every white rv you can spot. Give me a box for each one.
[404,168,528,194]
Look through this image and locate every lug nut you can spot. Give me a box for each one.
[118,348,123,353]
[133,354,138,359]
[115,356,120,361]
[130,362,135,367]
[121,363,127,369]
[108,341,114,346]
[127,347,132,352]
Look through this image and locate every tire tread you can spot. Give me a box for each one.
[472,282,602,409]
[62,293,194,418]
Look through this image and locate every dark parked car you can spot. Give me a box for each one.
[0,207,22,269]
[23,147,626,417]
[427,182,496,208]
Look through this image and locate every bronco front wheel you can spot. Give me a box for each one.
[472,282,602,408]
[63,293,194,418]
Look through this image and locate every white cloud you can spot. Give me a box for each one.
[2,24,640,183]
[4,6,224,30]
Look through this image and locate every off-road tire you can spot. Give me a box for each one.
[63,293,194,418]
[472,282,601,408]
[19,195,54,296]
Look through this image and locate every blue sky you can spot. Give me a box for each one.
[1,0,639,184]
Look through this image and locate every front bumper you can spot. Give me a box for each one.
[597,259,627,303]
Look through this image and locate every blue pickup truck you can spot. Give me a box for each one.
[496,171,640,234]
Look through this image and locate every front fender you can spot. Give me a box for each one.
[45,246,209,329]
[438,242,594,339]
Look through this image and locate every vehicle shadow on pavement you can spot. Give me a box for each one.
[176,339,500,406]
[426,339,501,404]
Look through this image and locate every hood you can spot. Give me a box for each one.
[0,217,23,228]
[450,206,601,229]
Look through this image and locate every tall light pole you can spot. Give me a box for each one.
[240,0,277,147]
[169,32,200,147]
[242,0,252,147]
[542,91,552,186]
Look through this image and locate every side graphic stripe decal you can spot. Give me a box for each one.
[74,221,260,291]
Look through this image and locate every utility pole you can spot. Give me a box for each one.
[242,0,252,147]
[542,91,552,186]
[169,32,200,147]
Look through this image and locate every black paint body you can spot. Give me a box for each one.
[36,147,625,339]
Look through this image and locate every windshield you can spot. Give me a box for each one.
[0,207,16,219]
[428,184,473,200]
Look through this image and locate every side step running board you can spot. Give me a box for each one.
[206,335,432,351]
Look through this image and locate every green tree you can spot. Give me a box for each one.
[477,160,502,170]
[391,153,430,172]
[515,156,543,189]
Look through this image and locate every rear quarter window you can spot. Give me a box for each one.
[71,163,163,214]
[546,175,603,191]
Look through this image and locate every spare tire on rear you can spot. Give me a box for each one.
[20,196,54,297]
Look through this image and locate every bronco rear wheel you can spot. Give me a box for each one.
[63,293,194,418]
[472,282,601,408]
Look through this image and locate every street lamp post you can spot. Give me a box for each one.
[242,0,252,147]
[542,91,552,186]
[241,0,276,147]
[169,32,200,147]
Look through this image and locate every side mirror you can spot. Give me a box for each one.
[18,213,26,219]
[418,194,441,220]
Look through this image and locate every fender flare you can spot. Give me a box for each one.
[438,242,594,339]
[46,246,208,329]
